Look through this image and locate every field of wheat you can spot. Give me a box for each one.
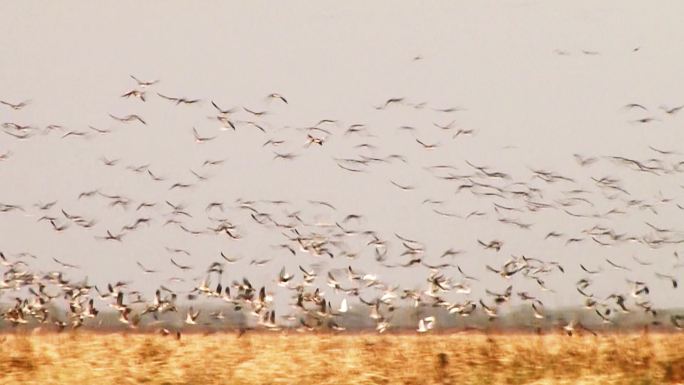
[0,331,682,385]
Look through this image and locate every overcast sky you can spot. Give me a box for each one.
[1,1,683,312]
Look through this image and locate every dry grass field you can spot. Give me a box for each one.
[0,331,682,385]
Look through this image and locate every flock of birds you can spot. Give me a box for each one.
[1,72,683,338]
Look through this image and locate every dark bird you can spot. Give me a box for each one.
[211,101,237,115]
[390,180,415,191]
[416,138,439,150]
[243,107,268,117]
[109,114,146,125]
[623,103,648,111]
[660,105,684,115]
[375,97,404,110]
[170,258,193,271]
[192,127,216,143]
[136,262,157,274]
[478,239,503,252]
[157,93,200,105]
[605,258,631,271]
[0,99,30,110]
[267,93,288,104]
[52,257,79,269]
[273,152,298,160]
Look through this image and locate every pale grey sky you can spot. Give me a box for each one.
[1,1,683,315]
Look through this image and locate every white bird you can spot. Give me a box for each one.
[338,298,349,313]
[417,316,435,333]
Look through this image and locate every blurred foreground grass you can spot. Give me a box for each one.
[0,331,682,385]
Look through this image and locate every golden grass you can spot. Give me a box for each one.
[0,331,682,385]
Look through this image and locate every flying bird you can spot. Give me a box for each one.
[130,75,159,88]
[0,99,30,110]
[192,127,216,143]
[267,93,288,104]
[109,114,146,125]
